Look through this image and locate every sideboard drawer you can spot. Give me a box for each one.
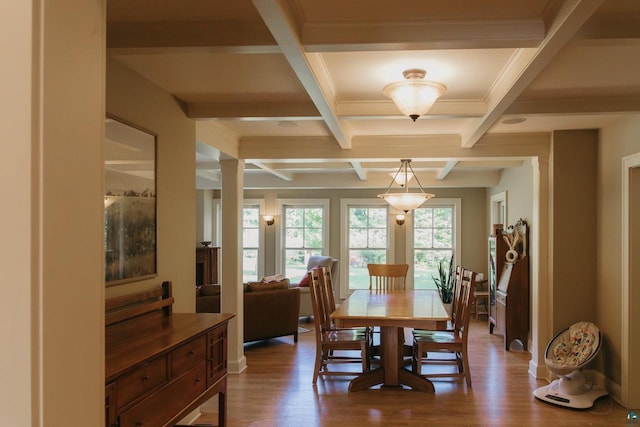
[117,356,166,408]
[118,362,207,427]
[171,335,206,377]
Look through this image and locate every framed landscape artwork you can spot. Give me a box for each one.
[104,117,157,286]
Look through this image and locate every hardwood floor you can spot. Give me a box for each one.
[197,320,628,426]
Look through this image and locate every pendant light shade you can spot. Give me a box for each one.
[378,159,435,213]
[383,69,447,121]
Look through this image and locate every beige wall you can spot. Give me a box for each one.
[550,130,598,329]
[244,186,488,282]
[489,160,534,227]
[1,0,106,424]
[598,114,640,387]
[105,57,197,312]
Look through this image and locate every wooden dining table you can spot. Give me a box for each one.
[331,289,450,392]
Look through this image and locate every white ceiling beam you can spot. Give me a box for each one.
[187,102,320,120]
[350,161,367,181]
[437,161,458,180]
[460,0,605,148]
[242,170,501,189]
[252,0,352,149]
[251,161,294,181]
[240,133,549,161]
[301,19,544,52]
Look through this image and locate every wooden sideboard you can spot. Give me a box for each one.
[488,219,529,351]
[106,282,234,427]
[196,246,219,285]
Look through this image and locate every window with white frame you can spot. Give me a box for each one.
[242,200,265,283]
[347,205,389,290]
[410,200,460,289]
[242,206,260,282]
[277,200,329,284]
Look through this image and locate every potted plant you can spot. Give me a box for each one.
[432,255,455,315]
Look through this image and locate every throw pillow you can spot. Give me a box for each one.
[298,266,320,287]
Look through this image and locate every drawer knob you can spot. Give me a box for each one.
[188,350,195,356]
[142,375,150,382]
[135,422,143,426]
[195,376,201,383]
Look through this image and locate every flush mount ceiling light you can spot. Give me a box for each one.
[383,68,447,122]
[378,159,435,213]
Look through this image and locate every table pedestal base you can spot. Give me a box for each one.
[348,326,435,393]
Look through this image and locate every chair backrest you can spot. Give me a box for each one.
[309,267,332,333]
[456,269,477,339]
[367,263,409,291]
[320,265,337,314]
[450,265,465,327]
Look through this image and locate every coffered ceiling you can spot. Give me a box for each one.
[106,0,640,190]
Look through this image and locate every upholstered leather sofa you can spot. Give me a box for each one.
[196,281,300,343]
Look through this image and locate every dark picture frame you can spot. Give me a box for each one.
[104,116,157,286]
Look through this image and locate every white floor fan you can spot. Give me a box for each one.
[533,321,608,409]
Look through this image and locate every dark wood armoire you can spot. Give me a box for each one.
[488,219,529,351]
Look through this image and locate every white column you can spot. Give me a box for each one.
[529,155,551,379]
[0,0,106,424]
[220,159,247,373]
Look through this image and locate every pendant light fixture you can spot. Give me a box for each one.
[383,69,447,121]
[378,159,435,213]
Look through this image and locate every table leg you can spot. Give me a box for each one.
[348,325,435,393]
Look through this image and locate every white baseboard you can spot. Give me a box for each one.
[228,355,247,374]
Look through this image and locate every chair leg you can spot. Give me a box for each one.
[462,347,472,387]
[312,346,322,384]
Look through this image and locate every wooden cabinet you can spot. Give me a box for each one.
[488,219,529,351]
[196,246,219,285]
[106,282,233,427]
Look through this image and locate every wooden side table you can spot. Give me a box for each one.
[473,279,489,322]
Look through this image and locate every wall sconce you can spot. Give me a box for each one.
[395,214,406,226]
[263,215,275,226]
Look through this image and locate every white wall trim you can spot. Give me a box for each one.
[490,191,508,231]
[621,152,640,407]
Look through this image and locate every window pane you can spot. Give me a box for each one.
[243,228,259,247]
[369,229,387,247]
[412,205,455,288]
[433,228,452,248]
[347,206,389,290]
[350,228,367,248]
[368,208,387,228]
[285,228,303,247]
[433,208,451,228]
[414,208,432,227]
[286,208,303,227]
[350,208,368,228]
[243,249,258,282]
[304,228,323,248]
[282,203,325,282]
[304,208,323,228]
[414,229,432,248]
[243,208,259,227]
[349,249,386,289]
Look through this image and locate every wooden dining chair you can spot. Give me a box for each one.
[367,263,409,291]
[309,268,371,384]
[414,265,465,337]
[412,269,477,387]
